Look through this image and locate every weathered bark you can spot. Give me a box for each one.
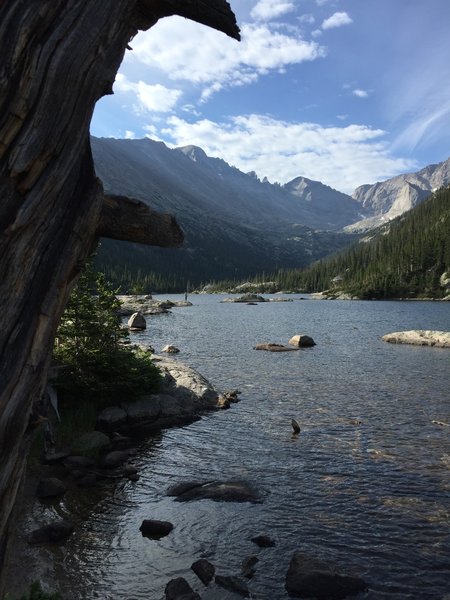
[0,0,239,590]
[98,194,184,246]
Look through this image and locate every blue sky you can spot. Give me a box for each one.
[91,0,450,194]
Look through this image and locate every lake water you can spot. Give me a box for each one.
[40,296,450,598]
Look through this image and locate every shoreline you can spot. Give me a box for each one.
[3,355,231,599]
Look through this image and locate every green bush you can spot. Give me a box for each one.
[52,262,161,406]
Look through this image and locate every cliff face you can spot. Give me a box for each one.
[349,157,450,231]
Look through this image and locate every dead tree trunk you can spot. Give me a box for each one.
[0,0,239,588]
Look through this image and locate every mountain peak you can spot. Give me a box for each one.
[176,145,208,163]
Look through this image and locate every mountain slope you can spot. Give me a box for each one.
[92,137,363,231]
[276,187,450,299]
[283,176,367,230]
[91,137,359,290]
[348,157,450,231]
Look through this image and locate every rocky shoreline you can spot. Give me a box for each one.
[117,294,192,316]
[3,355,240,599]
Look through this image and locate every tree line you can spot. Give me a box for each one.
[271,187,450,298]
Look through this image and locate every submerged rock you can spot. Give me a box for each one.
[241,555,259,579]
[28,520,74,544]
[165,577,200,600]
[191,558,215,585]
[215,575,250,597]
[285,552,367,599]
[140,519,173,539]
[168,480,261,503]
[382,330,450,348]
[254,343,299,352]
[251,534,276,548]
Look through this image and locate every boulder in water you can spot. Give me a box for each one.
[251,534,276,547]
[288,335,316,347]
[128,311,146,330]
[191,558,215,585]
[140,519,173,539]
[165,577,200,600]
[28,520,74,544]
[241,555,258,579]
[285,551,367,599]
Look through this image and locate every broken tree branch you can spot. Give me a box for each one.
[97,194,184,247]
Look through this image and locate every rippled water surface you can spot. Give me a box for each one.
[47,297,450,598]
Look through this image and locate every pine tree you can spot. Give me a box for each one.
[53,263,161,403]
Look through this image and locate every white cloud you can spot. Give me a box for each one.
[353,89,369,98]
[251,0,295,21]
[114,73,182,112]
[322,12,353,30]
[298,14,315,25]
[124,130,136,139]
[157,114,416,193]
[127,18,326,100]
[393,105,450,152]
[181,104,201,117]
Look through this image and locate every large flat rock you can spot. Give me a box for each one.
[153,355,219,409]
[96,357,219,435]
[382,330,450,348]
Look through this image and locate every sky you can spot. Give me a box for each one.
[91,0,450,194]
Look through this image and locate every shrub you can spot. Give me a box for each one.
[53,262,161,406]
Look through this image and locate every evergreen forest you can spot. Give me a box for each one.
[95,187,450,299]
[270,187,450,298]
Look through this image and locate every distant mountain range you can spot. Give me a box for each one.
[347,157,450,231]
[91,136,450,288]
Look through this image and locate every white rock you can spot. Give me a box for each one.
[162,344,180,354]
[152,355,219,409]
[128,311,146,330]
[382,330,450,348]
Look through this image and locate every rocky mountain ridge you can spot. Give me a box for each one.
[347,157,450,231]
[91,136,449,287]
